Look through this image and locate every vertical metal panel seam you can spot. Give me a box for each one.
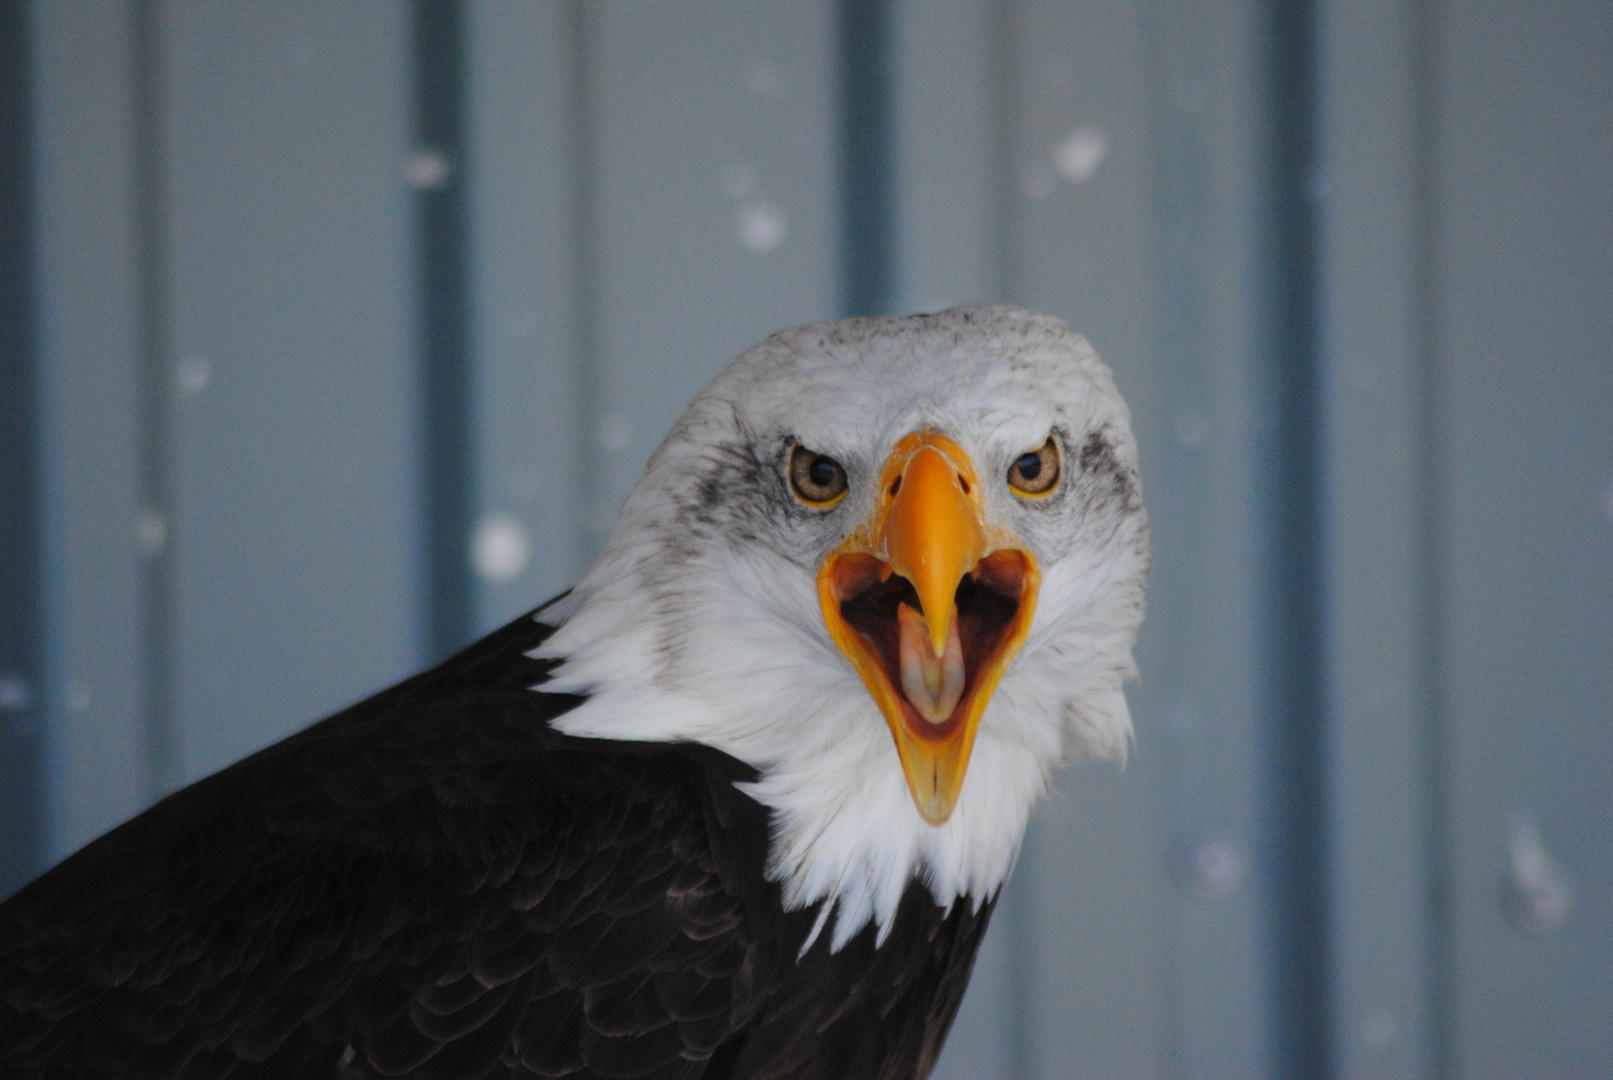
[1409,0,1451,1074]
[565,0,601,569]
[0,0,43,896]
[414,0,475,662]
[836,0,894,317]
[132,0,176,802]
[1261,0,1332,1075]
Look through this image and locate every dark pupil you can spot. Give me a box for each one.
[1015,452,1042,480]
[808,457,837,488]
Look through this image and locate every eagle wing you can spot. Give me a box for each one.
[0,611,780,1080]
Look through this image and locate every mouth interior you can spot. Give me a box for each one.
[834,550,1027,741]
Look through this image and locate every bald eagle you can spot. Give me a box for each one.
[0,306,1148,1079]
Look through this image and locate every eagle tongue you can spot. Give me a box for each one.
[897,602,965,726]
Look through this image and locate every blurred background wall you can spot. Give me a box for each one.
[1,1,1608,1077]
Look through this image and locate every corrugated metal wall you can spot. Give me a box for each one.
[4,1,1608,1077]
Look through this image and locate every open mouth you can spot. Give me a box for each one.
[828,550,1033,743]
[818,540,1039,825]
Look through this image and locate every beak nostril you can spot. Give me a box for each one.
[888,476,902,499]
[957,475,971,495]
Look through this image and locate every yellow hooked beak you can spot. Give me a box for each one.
[817,431,1040,824]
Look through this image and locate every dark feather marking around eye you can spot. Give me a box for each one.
[1077,430,1139,509]
[693,440,786,541]
[1077,431,1114,472]
[683,429,829,556]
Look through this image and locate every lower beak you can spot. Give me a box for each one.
[817,431,1040,824]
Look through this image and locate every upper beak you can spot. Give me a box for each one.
[817,431,1040,824]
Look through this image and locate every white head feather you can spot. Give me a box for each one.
[537,305,1149,950]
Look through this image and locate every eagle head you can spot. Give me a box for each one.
[539,305,1149,948]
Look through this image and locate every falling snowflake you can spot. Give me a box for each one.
[471,515,531,584]
[1053,126,1108,184]
[736,201,787,254]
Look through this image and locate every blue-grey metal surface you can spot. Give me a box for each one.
[1257,1,1330,1074]
[32,0,149,862]
[159,1,419,784]
[1316,0,1435,1076]
[134,0,177,809]
[415,0,477,661]
[0,0,43,899]
[1129,3,1275,1075]
[836,0,895,316]
[1432,1,1613,1074]
[468,0,588,628]
[890,0,997,316]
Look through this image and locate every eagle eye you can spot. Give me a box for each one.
[789,445,849,506]
[1007,436,1060,497]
